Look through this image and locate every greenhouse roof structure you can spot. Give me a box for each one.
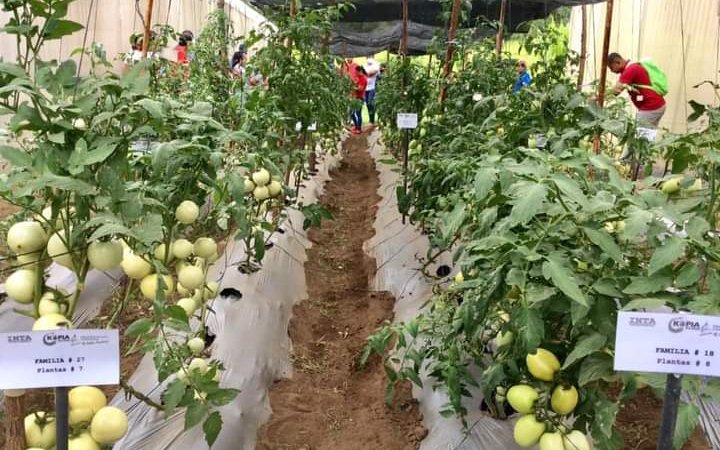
[250,0,605,55]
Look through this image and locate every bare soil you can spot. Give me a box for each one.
[617,388,709,450]
[256,134,425,450]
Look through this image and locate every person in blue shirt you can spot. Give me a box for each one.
[512,60,532,94]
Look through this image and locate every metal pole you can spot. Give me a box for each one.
[55,387,69,450]
[592,0,614,154]
[439,0,461,104]
[657,374,683,450]
[577,5,588,92]
[4,390,26,450]
[495,0,508,57]
[141,0,155,58]
[402,128,409,225]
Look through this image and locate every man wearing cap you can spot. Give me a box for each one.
[363,58,380,126]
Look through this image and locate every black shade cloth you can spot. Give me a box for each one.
[250,0,604,56]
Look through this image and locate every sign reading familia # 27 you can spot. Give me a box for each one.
[615,312,720,377]
[0,329,119,390]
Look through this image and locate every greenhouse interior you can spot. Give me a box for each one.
[1,0,720,449]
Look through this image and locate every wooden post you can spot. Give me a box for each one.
[427,53,433,78]
[289,0,297,17]
[4,390,26,450]
[592,0,614,154]
[577,5,588,92]
[596,0,614,109]
[439,0,461,104]
[400,0,409,56]
[141,0,155,58]
[495,0,508,57]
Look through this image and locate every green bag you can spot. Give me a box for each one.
[635,60,669,96]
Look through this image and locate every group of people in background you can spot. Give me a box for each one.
[342,58,383,134]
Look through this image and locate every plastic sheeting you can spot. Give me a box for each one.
[250,0,603,56]
[568,0,720,133]
[363,130,524,450]
[109,143,344,449]
[0,0,267,73]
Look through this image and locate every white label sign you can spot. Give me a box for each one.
[396,113,418,129]
[615,312,720,376]
[0,329,120,389]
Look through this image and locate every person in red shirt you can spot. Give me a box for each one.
[350,65,367,134]
[608,53,666,128]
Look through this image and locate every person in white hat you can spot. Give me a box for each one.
[363,58,380,126]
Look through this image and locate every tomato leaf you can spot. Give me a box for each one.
[583,227,624,264]
[207,388,240,407]
[562,333,606,369]
[162,379,187,416]
[203,411,222,447]
[672,401,700,450]
[185,401,209,430]
[578,352,614,386]
[509,182,547,225]
[0,145,32,168]
[542,256,588,307]
[648,236,686,275]
[622,297,672,311]
[623,272,673,295]
[515,307,544,352]
[552,174,587,205]
[125,318,154,337]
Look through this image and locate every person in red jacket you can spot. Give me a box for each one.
[608,53,666,128]
[350,65,367,134]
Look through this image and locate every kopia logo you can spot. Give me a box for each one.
[7,334,31,343]
[43,333,71,346]
[668,317,701,333]
[629,317,656,327]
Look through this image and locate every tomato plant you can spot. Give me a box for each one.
[365,19,720,450]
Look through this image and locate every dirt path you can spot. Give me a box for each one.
[256,134,425,450]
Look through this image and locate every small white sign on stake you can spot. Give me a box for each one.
[0,329,120,389]
[615,311,720,377]
[396,113,418,129]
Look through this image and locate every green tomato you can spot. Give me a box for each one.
[539,431,565,450]
[194,237,217,259]
[513,414,546,448]
[562,430,591,450]
[176,200,200,225]
[506,385,538,414]
[661,177,682,194]
[87,240,123,271]
[5,269,36,304]
[252,168,271,186]
[526,348,560,382]
[550,385,579,415]
[25,412,56,449]
[89,406,128,444]
[7,221,46,254]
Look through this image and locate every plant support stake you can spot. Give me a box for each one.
[55,387,69,450]
[577,5,588,92]
[495,0,508,57]
[141,0,155,58]
[4,389,25,450]
[439,0,461,104]
[592,0,614,154]
[657,374,683,450]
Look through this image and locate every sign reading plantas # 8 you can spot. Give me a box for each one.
[615,311,720,376]
[0,329,120,389]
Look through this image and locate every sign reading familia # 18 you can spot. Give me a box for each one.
[0,329,120,390]
[615,311,720,377]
